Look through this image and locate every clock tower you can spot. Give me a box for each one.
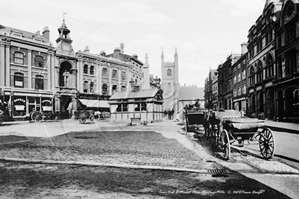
[53,18,78,118]
[55,19,75,57]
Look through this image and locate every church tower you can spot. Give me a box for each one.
[161,48,179,114]
[143,53,150,89]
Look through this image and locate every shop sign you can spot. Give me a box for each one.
[42,99,52,104]
[15,105,25,110]
[14,98,26,103]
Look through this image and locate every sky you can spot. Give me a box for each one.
[1,0,266,87]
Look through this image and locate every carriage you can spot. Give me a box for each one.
[0,110,4,125]
[76,109,95,124]
[30,111,60,122]
[184,106,205,133]
[205,110,275,160]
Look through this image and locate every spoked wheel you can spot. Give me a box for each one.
[220,129,231,160]
[259,128,275,160]
[79,118,86,124]
[34,112,42,123]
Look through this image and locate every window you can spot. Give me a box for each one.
[238,72,241,82]
[257,61,263,83]
[141,102,147,111]
[242,69,246,80]
[112,70,118,79]
[34,55,44,67]
[238,87,241,96]
[102,84,108,95]
[266,54,274,78]
[242,84,246,94]
[249,66,255,85]
[14,72,24,88]
[233,88,237,97]
[121,71,126,81]
[14,52,24,65]
[90,66,94,75]
[135,103,141,111]
[167,69,172,76]
[102,68,108,78]
[83,81,89,93]
[35,75,44,90]
[84,65,88,74]
[233,75,237,84]
[90,82,94,93]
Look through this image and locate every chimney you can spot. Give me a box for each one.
[84,46,90,53]
[241,42,248,55]
[42,26,50,40]
[120,43,124,53]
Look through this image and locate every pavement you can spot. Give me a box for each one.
[264,120,299,134]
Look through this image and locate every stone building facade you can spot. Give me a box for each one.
[0,20,144,119]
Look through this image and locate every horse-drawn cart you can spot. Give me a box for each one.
[184,107,205,133]
[206,110,275,160]
[77,110,95,124]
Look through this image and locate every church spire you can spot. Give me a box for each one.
[174,47,178,57]
[161,47,164,58]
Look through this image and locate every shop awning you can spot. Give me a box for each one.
[79,99,110,108]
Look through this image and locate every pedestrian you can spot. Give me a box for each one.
[170,109,174,120]
[29,108,35,123]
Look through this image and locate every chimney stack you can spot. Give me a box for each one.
[42,26,50,40]
[241,42,248,55]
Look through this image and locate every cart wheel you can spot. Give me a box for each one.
[220,129,231,160]
[79,118,86,124]
[259,128,275,160]
[89,116,95,122]
[34,112,42,123]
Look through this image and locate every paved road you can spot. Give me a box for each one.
[0,119,298,198]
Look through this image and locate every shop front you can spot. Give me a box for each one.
[3,91,54,120]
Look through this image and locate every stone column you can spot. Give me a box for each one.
[5,44,10,87]
[51,53,55,90]
[0,41,5,87]
[47,52,51,90]
[118,69,122,92]
[108,67,112,95]
[28,50,32,89]
[97,63,102,94]
[55,66,60,88]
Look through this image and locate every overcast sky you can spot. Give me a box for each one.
[1,0,266,87]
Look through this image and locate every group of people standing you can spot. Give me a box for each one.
[164,109,175,120]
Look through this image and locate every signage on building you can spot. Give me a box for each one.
[265,82,273,88]
[249,89,254,93]
[256,86,262,91]
[14,98,26,103]
[42,99,52,104]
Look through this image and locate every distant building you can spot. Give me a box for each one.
[161,48,179,114]
[204,68,217,109]
[232,43,248,113]
[178,84,204,112]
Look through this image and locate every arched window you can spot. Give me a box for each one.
[90,65,94,75]
[34,55,44,68]
[14,52,24,65]
[35,75,44,90]
[167,69,172,76]
[83,65,88,74]
[14,72,24,88]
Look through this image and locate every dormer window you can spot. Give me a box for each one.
[167,69,172,76]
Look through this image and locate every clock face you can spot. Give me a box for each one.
[62,43,70,51]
